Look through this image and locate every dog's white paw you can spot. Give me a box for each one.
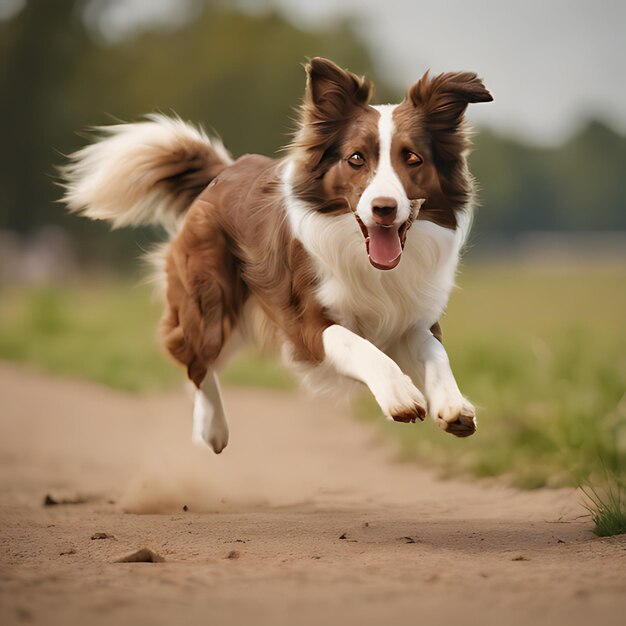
[192,390,229,453]
[431,396,477,438]
[192,418,229,454]
[376,375,427,424]
[208,422,229,454]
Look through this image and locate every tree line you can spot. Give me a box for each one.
[1,0,624,267]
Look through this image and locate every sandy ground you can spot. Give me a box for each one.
[0,362,624,626]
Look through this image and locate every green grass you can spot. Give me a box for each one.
[0,281,293,392]
[0,266,624,513]
[582,470,626,536]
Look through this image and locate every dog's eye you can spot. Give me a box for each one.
[347,152,365,168]
[405,152,423,167]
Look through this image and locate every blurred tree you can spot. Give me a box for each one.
[0,0,89,232]
[0,0,624,271]
[470,120,626,236]
[0,0,391,267]
[550,120,626,230]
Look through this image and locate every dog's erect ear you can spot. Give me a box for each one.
[293,58,373,170]
[408,71,492,160]
[304,57,372,120]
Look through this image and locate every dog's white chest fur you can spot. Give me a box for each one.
[282,160,470,350]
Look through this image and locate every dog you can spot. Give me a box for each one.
[63,57,492,454]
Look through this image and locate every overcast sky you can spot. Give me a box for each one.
[266,0,626,145]
[6,0,622,145]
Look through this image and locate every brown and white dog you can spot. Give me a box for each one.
[63,58,492,453]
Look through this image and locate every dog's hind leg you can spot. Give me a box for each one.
[161,202,244,452]
[192,370,229,453]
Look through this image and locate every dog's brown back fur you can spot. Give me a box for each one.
[162,154,333,386]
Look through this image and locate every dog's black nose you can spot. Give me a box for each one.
[372,197,398,225]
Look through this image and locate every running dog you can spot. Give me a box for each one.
[63,57,493,453]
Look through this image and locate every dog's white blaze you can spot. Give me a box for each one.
[355,104,411,227]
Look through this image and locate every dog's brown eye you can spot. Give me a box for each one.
[406,152,423,167]
[347,152,365,168]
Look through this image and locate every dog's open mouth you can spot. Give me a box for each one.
[354,216,413,271]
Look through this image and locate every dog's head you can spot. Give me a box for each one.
[290,58,492,270]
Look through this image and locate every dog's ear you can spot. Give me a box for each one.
[408,71,492,160]
[304,57,372,120]
[294,58,372,170]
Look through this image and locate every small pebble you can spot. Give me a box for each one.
[91,532,114,540]
[59,548,76,556]
[114,548,164,563]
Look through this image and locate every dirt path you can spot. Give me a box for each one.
[0,362,624,626]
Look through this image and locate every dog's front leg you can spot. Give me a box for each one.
[192,370,229,453]
[322,324,426,423]
[400,329,477,437]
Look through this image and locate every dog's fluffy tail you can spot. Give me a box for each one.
[61,114,232,233]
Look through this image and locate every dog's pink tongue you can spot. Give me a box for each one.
[367,225,402,270]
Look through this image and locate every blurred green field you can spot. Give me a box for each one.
[0,265,624,490]
[360,264,626,489]
[0,281,294,393]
